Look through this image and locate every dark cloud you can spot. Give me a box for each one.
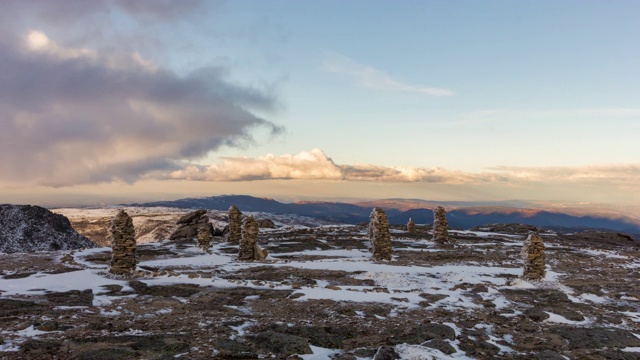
[0,3,281,187]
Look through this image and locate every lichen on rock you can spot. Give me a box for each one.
[109,209,136,275]
[369,207,392,261]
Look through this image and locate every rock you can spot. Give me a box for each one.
[525,307,550,322]
[521,231,545,280]
[45,289,94,307]
[432,206,449,245]
[169,209,211,242]
[528,350,568,360]
[0,204,96,253]
[423,339,456,354]
[227,205,243,243]
[197,225,213,252]
[552,327,640,349]
[369,208,392,261]
[109,209,137,275]
[373,346,400,360]
[407,217,416,234]
[239,216,267,261]
[392,323,456,344]
[252,331,312,356]
[257,219,276,228]
[36,321,59,331]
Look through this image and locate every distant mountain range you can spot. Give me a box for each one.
[134,195,640,238]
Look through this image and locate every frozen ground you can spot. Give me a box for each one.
[1,210,640,359]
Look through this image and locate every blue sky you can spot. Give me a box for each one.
[0,0,639,206]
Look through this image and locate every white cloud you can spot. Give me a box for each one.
[322,52,453,97]
[168,149,503,183]
[167,149,640,192]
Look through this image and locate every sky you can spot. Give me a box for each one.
[1,0,639,207]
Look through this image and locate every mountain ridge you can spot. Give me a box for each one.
[134,195,640,238]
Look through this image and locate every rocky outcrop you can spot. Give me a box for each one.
[0,205,96,254]
[239,215,267,261]
[369,208,392,261]
[169,210,213,241]
[432,206,449,245]
[227,206,242,243]
[109,210,136,275]
[521,231,545,280]
[407,218,416,234]
[256,219,276,229]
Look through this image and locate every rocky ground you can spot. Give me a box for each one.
[1,211,640,360]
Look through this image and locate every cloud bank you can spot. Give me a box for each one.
[168,149,640,190]
[322,52,453,97]
[0,1,280,187]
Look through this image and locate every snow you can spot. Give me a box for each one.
[394,343,474,359]
[300,345,341,359]
[544,312,589,325]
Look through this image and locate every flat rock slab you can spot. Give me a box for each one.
[552,326,640,349]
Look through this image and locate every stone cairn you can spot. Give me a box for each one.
[432,206,449,245]
[109,209,136,275]
[197,226,213,253]
[407,217,416,235]
[369,207,392,261]
[238,215,268,261]
[169,209,212,241]
[227,205,242,243]
[521,231,546,280]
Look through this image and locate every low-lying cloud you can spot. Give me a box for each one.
[168,149,640,189]
[0,1,280,187]
[168,149,505,184]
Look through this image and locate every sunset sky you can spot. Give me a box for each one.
[1,1,639,206]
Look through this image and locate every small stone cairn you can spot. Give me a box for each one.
[521,231,546,280]
[197,226,213,253]
[227,205,242,243]
[407,217,416,235]
[238,215,268,261]
[432,206,449,245]
[369,207,392,261]
[170,209,211,241]
[109,209,136,275]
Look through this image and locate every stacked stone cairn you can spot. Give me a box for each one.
[432,206,449,245]
[238,215,268,261]
[197,226,213,253]
[227,205,242,243]
[169,209,212,241]
[407,217,416,235]
[521,231,546,280]
[369,207,392,261]
[109,209,136,275]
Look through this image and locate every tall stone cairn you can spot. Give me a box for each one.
[238,215,267,261]
[432,206,449,245]
[109,209,136,275]
[197,226,213,253]
[407,217,416,235]
[369,207,392,261]
[227,205,242,243]
[521,231,546,280]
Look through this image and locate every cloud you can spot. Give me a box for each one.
[167,149,503,184]
[167,149,640,191]
[322,52,453,97]
[0,24,280,186]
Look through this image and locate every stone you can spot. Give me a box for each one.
[227,205,242,243]
[239,215,268,261]
[407,217,416,234]
[169,209,215,242]
[197,225,213,253]
[373,346,400,360]
[109,209,136,275]
[432,206,449,245]
[369,208,392,261]
[521,231,546,280]
[423,339,456,354]
[257,219,276,229]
